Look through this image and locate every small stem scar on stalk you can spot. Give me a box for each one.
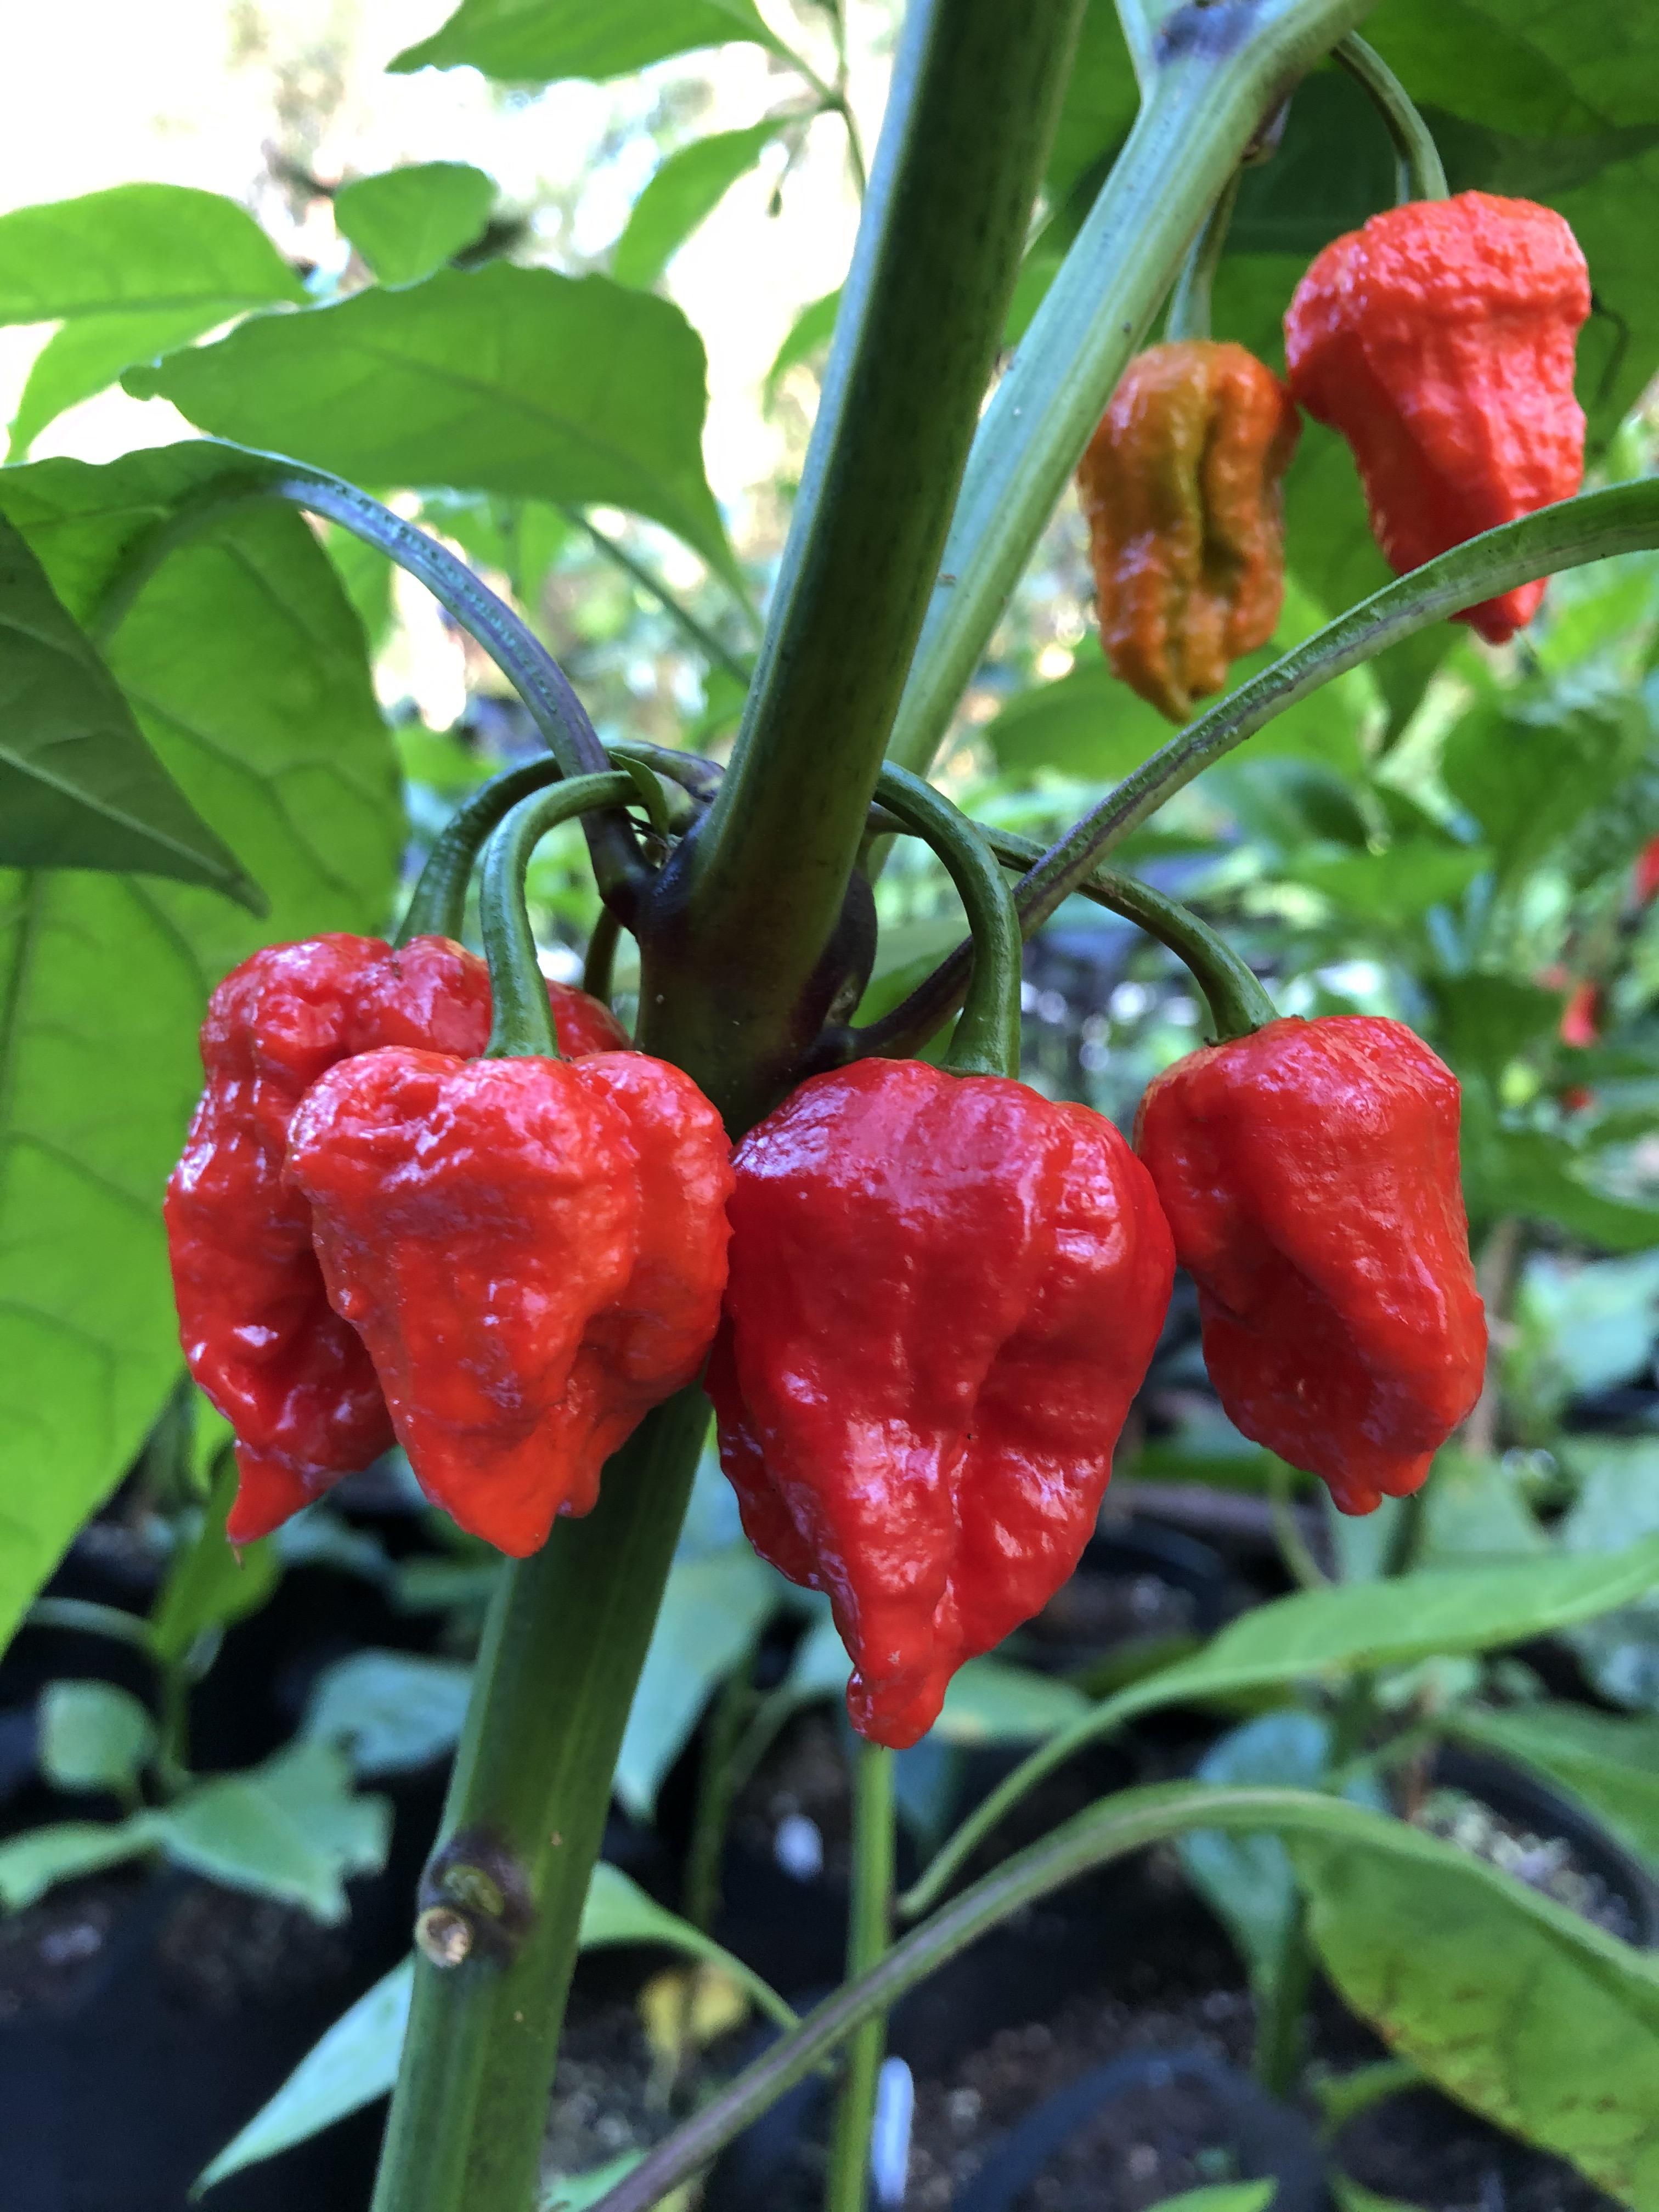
[825,1740,896,2212]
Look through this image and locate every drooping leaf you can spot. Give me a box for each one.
[196,1956,414,2193]
[613,123,778,292]
[334,163,496,288]
[196,1861,794,2191]
[153,1743,390,1922]
[302,1650,472,1776]
[0,512,257,896]
[390,0,783,84]
[0,458,400,1654]
[37,1679,156,1794]
[127,265,737,583]
[0,184,304,456]
[614,1544,777,1820]
[1290,1814,1659,2205]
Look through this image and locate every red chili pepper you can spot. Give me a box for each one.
[285,1045,731,1556]
[707,1058,1175,1748]
[1285,191,1589,644]
[1635,836,1659,907]
[165,933,629,1543]
[1135,1016,1486,1515]
[1559,981,1602,1051]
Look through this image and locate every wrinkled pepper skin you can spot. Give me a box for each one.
[1134,1017,1486,1515]
[165,933,629,1544]
[1285,191,1590,644]
[707,1059,1175,1748]
[285,1047,732,1557]
[1076,340,1300,723]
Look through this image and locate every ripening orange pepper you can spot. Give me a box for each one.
[1076,339,1300,723]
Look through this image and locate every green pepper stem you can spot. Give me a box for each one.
[479,772,639,1059]
[873,768,1023,1078]
[981,826,1277,1041]
[1333,33,1449,203]
[581,904,624,1008]
[1163,172,1241,345]
[397,759,562,947]
[823,1739,895,2212]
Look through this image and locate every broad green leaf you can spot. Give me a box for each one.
[1088,1541,1659,1747]
[196,1956,413,2193]
[1286,839,1487,929]
[149,1452,280,1666]
[302,1650,472,1776]
[196,1861,794,2191]
[764,289,840,408]
[1519,1250,1659,1401]
[1461,1098,1659,1252]
[1143,2190,1274,2212]
[0,456,399,1654]
[985,651,1169,782]
[614,1544,777,1819]
[1427,974,1565,1085]
[933,1660,1090,1746]
[127,265,737,584]
[613,124,777,292]
[37,1679,156,1793]
[390,0,782,83]
[0,1815,155,1908]
[1447,1701,1659,1869]
[1420,1449,1548,1565]
[154,1743,390,1922]
[1329,2181,1424,2212]
[0,185,304,456]
[1443,686,1652,888]
[1558,1441,1659,1713]
[1290,1814,1659,2205]
[335,163,496,288]
[0,511,256,895]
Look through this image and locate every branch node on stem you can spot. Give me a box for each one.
[417,1829,537,1966]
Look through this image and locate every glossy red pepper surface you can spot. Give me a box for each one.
[1135,1016,1486,1515]
[707,1059,1175,1748]
[1284,191,1589,644]
[285,1046,732,1556]
[165,933,629,1543]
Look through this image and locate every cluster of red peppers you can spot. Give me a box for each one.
[1081,190,1590,717]
[167,174,1549,1752]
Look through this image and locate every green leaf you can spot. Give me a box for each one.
[1557,1441,1659,1713]
[0,456,400,1655]
[1420,1449,1549,1565]
[1443,686,1652,889]
[196,1860,796,2192]
[0,185,304,456]
[1329,2180,1426,2212]
[0,511,257,896]
[614,1544,777,1820]
[37,1680,156,1793]
[127,264,737,584]
[1179,1710,1334,1997]
[302,1650,472,1777]
[1447,1701,1659,1869]
[985,651,1169,782]
[578,1862,796,2030]
[933,1660,1090,1745]
[149,1453,281,1666]
[764,289,840,409]
[1289,1814,1659,2205]
[1286,840,1488,929]
[196,1955,413,2193]
[1142,2190,1275,2212]
[335,163,496,289]
[540,2157,648,2211]
[390,0,782,83]
[613,125,778,292]
[0,1815,154,1908]
[1460,1090,1659,1251]
[1427,974,1565,1085]
[154,1743,390,1922]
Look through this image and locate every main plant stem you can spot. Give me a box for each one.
[825,1742,897,2212]
[369,1390,709,2212]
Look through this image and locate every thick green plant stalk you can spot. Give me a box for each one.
[884,0,1377,780]
[369,1391,710,2212]
[645,0,1087,1130]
